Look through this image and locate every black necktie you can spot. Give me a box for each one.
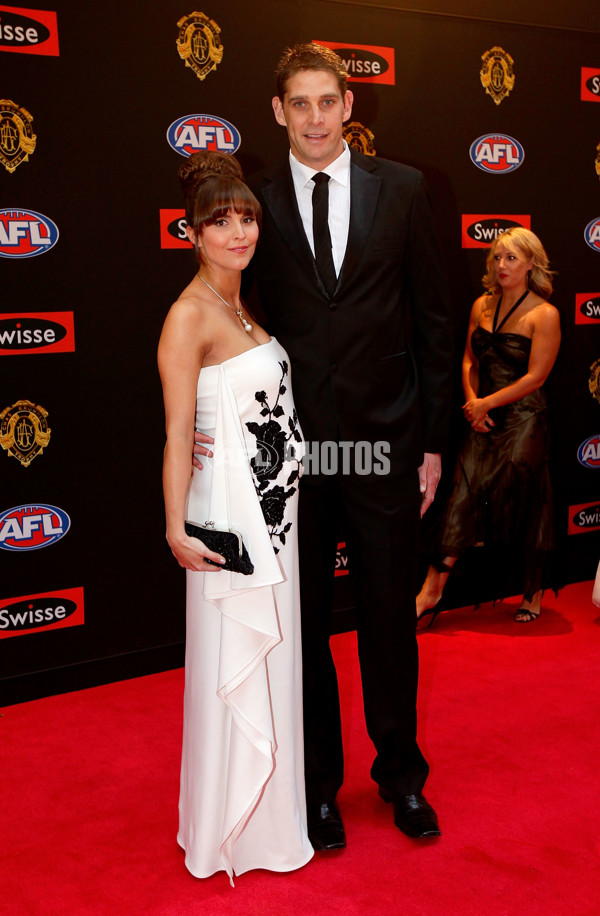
[311,172,337,295]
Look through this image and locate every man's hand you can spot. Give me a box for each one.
[193,431,215,470]
[418,452,441,517]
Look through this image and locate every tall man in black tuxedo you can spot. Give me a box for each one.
[200,43,454,849]
[245,43,455,850]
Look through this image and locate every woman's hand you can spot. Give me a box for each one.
[470,416,494,433]
[192,432,215,470]
[463,397,490,424]
[463,398,495,433]
[167,533,225,572]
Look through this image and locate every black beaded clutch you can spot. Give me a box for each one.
[184,520,254,575]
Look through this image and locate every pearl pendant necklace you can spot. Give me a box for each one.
[198,274,253,333]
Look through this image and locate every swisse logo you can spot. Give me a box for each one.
[575,293,600,325]
[577,435,600,468]
[469,134,524,173]
[0,208,59,257]
[581,67,600,102]
[335,541,349,577]
[462,214,531,248]
[0,503,70,551]
[584,217,600,251]
[314,40,395,85]
[159,208,191,249]
[0,316,65,348]
[166,114,241,157]
[0,311,75,353]
[568,501,600,534]
[1,597,75,630]
[0,5,59,56]
[0,586,84,639]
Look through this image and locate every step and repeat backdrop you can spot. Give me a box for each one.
[2,0,599,702]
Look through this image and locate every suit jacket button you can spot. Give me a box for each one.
[329,302,337,310]
[331,362,338,372]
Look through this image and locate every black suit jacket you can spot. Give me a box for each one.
[249,150,454,477]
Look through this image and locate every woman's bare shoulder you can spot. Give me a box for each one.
[164,284,214,329]
[158,287,217,361]
[472,292,495,320]
[530,298,560,327]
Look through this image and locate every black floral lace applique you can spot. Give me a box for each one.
[245,360,302,553]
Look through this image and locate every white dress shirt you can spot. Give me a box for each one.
[289,142,351,278]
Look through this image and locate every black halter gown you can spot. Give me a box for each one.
[438,295,555,599]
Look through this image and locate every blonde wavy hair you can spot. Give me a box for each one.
[482,227,555,299]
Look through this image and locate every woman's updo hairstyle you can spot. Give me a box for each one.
[178,151,261,256]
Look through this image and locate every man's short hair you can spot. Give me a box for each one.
[275,42,348,99]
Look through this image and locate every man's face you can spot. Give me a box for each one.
[272,69,353,172]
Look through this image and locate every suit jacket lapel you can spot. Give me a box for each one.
[260,161,328,294]
[260,153,381,298]
[337,153,381,292]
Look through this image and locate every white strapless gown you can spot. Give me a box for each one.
[177,338,313,882]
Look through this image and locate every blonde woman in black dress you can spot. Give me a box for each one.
[417,228,561,624]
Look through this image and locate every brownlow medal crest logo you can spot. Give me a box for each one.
[590,359,600,408]
[0,99,37,173]
[176,11,223,81]
[343,121,376,156]
[480,47,515,105]
[0,400,51,466]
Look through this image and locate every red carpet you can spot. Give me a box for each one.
[2,581,599,915]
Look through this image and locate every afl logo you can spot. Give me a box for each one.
[584,217,600,251]
[469,134,524,173]
[577,435,600,468]
[0,504,70,551]
[166,114,240,158]
[0,209,59,258]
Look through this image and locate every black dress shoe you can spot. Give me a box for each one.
[379,788,441,838]
[307,800,346,850]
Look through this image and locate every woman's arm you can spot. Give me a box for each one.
[157,300,225,572]
[462,297,484,402]
[461,297,491,432]
[463,302,561,427]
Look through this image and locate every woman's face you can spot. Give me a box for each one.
[188,209,259,272]
[492,240,533,291]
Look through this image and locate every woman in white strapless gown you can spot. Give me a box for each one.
[157,151,313,883]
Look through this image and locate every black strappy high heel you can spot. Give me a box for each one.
[417,599,446,630]
[416,558,455,630]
